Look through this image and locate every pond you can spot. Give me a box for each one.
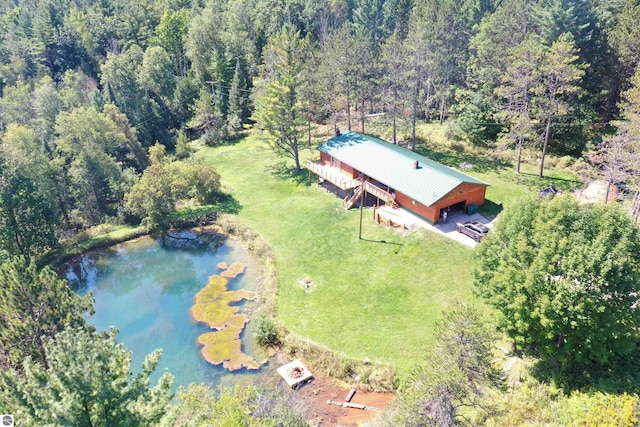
[63,230,278,391]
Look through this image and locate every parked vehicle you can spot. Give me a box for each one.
[456,221,490,242]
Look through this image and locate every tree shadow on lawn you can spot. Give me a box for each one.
[530,352,640,394]
[214,134,248,147]
[266,162,313,186]
[215,194,243,214]
[479,200,504,219]
[415,146,512,174]
[504,172,582,192]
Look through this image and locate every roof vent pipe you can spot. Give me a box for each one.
[413,160,419,169]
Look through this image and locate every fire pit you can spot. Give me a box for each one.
[277,360,314,389]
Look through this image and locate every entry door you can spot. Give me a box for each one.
[331,157,341,169]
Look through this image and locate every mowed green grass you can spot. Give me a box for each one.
[198,134,579,374]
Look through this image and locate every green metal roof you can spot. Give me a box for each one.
[318,131,489,207]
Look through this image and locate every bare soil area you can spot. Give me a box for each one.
[290,374,395,426]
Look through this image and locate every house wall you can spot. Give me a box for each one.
[321,152,359,178]
[319,152,487,223]
[395,183,487,223]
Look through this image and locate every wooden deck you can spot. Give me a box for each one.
[307,160,399,209]
[306,160,360,190]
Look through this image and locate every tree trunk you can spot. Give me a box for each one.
[361,99,365,133]
[393,115,397,144]
[516,135,523,174]
[346,82,351,131]
[632,191,640,221]
[293,138,300,171]
[605,176,613,204]
[539,114,553,178]
[439,97,446,125]
[411,83,419,152]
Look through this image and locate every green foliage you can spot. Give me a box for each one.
[252,389,308,427]
[0,124,59,258]
[252,312,281,347]
[485,378,640,426]
[170,383,307,426]
[126,155,222,233]
[386,303,497,426]
[252,25,309,171]
[474,195,640,365]
[54,106,135,226]
[0,327,173,426]
[170,383,260,426]
[155,9,191,77]
[0,257,94,369]
[188,88,228,144]
[227,58,251,134]
[138,46,176,99]
[448,90,501,145]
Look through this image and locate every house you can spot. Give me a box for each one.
[306,131,489,224]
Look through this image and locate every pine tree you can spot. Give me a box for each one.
[0,327,173,426]
[535,33,585,178]
[0,257,94,369]
[252,25,309,171]
[227,58,250,134]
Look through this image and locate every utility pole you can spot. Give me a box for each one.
[358,180,365,239]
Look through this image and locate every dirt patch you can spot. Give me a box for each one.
[292,374,394,426]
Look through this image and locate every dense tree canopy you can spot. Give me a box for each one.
[0,0,637,240]
[0,257,94,369]
[474,196,640,365]
[0,327,173,426]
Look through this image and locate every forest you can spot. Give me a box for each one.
[2,0,640,425]
[0,0,639,256]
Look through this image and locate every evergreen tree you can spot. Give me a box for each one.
[380,30,410,144]
[468,0,533,97]
[227,57,251,133]
[535,33,585,178]
[252,25,309,171]
[188,87,227,144]
[0,327,173,426]
[0,257,94,369]
[495,34,545,173]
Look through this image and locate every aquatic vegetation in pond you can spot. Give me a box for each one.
[191,262,263,371]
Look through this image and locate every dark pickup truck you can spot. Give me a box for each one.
[456,221,490,242]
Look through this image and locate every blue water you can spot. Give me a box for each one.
[64,231,277,390]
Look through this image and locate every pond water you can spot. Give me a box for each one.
[63,231,278,391]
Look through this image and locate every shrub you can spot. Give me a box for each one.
[252,312,281,347]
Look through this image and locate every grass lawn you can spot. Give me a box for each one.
[198,132,579,374]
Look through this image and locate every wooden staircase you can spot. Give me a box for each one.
[343,181,399,210]
[362,181,398,208]
[343,184,363,209]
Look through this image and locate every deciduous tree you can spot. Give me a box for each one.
[126,152,222,234]
[474,196,640,365]
[0,124,59,258]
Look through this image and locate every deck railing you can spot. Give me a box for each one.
[306,160,360,190]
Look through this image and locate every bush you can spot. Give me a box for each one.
[252,312,281,347]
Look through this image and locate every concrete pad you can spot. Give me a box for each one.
[374,206,493,248]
